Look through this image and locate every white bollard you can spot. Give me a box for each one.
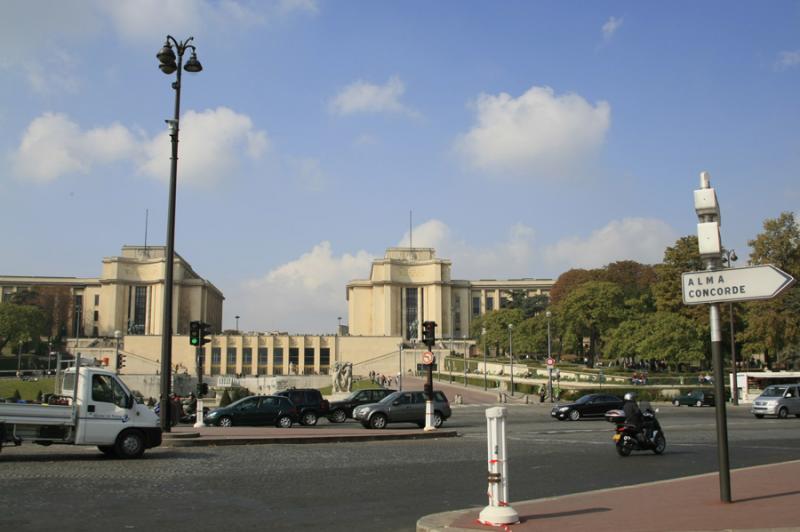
[478,407,519,526]
[423,399,436,431]
[193,398,205,428]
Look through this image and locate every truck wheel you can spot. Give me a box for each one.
[114,430,145,459]
[329,409,347,423]
[98,445,115,456]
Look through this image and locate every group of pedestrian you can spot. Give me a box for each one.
[369,370,395,388]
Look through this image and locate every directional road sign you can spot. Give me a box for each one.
[682,264,795,305]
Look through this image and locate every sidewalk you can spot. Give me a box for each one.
[417,460,800,532]
[161,424,457,447]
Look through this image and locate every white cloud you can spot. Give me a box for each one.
[11,113,138,183]
[542,218,676,271]
[776,50,800,70]
[454,85,611,178]
[329,76,418,117]
[239,242,374,332]
[602,16,623,41]
[140,107,269,186]
[11,107,268,185]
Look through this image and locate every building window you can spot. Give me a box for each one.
[211,348,221,365]
[405,287,418,340]
[93,310,99,322]
[2,287,14,303]
[320,348,330,368]
[289,348,299,368]
[94,294,100,306]
[472,296,480,316]
[486,296,494,312]
[304,348,315,368]
[242,348,252,374]
[73,295,83,337]
[226,347,237,369]
[273,347,284,375]
[454,299,462,338]
[92,326,98,337]
[258,348,268,365]
[131,287,147,334]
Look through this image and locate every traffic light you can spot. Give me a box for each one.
[199,322,212,346]
[422,320,437,348]
[189,320,201,346]
[117,352,126,370]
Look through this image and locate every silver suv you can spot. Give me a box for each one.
[352,390,451,429]
[751,384,800,419]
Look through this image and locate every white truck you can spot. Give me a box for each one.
[0,362,161,458]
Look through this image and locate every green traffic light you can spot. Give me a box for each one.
[190,337,199,345]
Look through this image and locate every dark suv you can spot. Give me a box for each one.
[275,388,329,426]
[327,388,396,423]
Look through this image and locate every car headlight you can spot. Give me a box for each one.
[206,410,218,418]
[558,406,570,412]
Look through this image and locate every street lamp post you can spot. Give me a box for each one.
[156,35,203,433]
[235,315,240,332]
[546,310,552,401]
[482,327,488,391]
[722,249,739,405]
[508,323,514,396]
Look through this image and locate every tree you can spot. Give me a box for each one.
[0,303,46,354]
[653,235,707,325]
[469,309,524,357]
[741,212,800,368]
[504,290,549,318]
[548,268,603,304]
[557,281,626,367]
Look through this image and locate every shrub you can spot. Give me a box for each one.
[218,389,232,407]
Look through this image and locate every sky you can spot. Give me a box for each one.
[1,1,798,334]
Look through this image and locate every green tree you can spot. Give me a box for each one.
[503,290,549,318]
[652,236,707,330]
[741,212,800,368]
[557,281,626,367]
[470,308,524,357]
[0,303,46,354]
[549,268,603,304]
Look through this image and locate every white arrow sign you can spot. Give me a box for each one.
[682,265,795,305]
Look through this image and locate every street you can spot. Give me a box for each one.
[1,400,798,532]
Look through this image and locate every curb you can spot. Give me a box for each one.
[162,429,459,447]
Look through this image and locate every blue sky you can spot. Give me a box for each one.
[1,1,798,333]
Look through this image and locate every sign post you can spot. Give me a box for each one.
[422,321,437,431]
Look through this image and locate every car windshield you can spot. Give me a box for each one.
[689,390,702,397]
[575,395,593,404]
[762,386,787,397]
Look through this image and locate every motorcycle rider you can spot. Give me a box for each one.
[623,392,646,445]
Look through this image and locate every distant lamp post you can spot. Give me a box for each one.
[722,249,739,405]
[546,310,553,401]
[235,315,240,332]
[508,323,514,396]
[482,327,488,391]
[114,330,122,375]
[156,35,203,433]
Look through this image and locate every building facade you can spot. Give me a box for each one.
[346,247,553,341]
[0,245,223,339]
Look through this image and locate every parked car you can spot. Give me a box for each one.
[551,394,624,421]
[751,384,800,419]
[204,395,298,428]
[352,390,451,429]
[275,388,330,426]
[672,390,715,407]
[327,388,396,423]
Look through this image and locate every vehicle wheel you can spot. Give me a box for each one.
[754,414,764,419]
[653,434,667,455]
[673,400,680,407]
[569,409,580,421]
[219,416,233,427]
[696,400,703,407]
[616,442,632,457]
[114,430,145,459]
[369,413,387,429]
[301,411,318,426]
[433,411,444,428]
[276,415,293,428]
[330,409,347,423]
[777,407,789,419]
[97,445,115,456]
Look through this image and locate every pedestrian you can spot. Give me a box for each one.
[539,386,546,403]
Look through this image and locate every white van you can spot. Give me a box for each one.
[751,384,800,419]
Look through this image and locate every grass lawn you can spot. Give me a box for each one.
[319,378,385,396]
[0,378,57,401]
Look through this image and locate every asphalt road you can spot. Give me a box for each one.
[1,403,798,532]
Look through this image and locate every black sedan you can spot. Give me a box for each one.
[551,393,624,421]
[204,395,299,427]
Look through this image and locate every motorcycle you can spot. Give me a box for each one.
[605,402,666,457]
